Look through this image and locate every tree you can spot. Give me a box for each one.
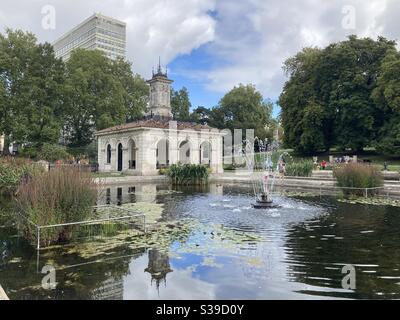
[171,87,191,121]
[279,35,397,154]
[62,49,127,147]
[280,47,326,153]
[320,36,395,151]
[212,84,273,140]
[372,50,400,155]
[112,58,148,122]
[190,106,212,125]
[0,29,64,154]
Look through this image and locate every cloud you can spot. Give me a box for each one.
[0,0,217,77]
[197,0,400,100]
[1,0,400,104]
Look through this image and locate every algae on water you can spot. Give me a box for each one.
[338,197,400,207]
[122,202,164,225]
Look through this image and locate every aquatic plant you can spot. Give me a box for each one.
[14,167,97,247]
[166,164,209,185]
[285,160,314,177]
[333,163,383,196]
[338,197,400,207]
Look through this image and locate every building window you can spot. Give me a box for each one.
[107,145,111,164]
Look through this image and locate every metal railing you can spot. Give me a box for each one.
[48,163,99,172]
[16,205,146,251]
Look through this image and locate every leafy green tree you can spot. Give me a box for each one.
[112,58,148,122]
[190,106,212,125]
[372,50,400,155]
[280,36,397,154]
[0,29,64,154]
[171,87,191,121]
[211,84,273,140]
[280,47,325,153]
[38,143,70,162]
[320,36,394,151]
[62,49,126,147]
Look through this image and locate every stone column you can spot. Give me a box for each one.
[122,147,129,171]
[168,121,178,165]
[211,136,223,173]
[98,138,106,171]
[192,137,200,165]
[111,147,117,171]
[136,132,158,175]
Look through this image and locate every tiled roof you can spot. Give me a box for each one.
[95,119,216,135]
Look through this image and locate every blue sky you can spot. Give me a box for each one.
[168,45,224,109]
[1,0,399,119]
[168,44,282,116]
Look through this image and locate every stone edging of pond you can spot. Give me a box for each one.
[95,173,400,199]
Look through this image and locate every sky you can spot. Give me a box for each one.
[1,0,400,117]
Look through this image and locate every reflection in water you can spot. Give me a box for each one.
[2,183,400,299]
[145,249,173,292]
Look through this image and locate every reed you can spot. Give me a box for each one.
[15,167,97,246]
[285,160,314,177]
[333,163,383,196]
[166,164,209,185]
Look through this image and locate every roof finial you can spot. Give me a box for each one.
[158,56,162,74]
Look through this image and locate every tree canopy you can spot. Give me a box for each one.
[171,87,191,121]
[279,35,398,155]
[0,29,65,154]
[372,50,400,155]
[209,84,273,140]
[0,29,149,156]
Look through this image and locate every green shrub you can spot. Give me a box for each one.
[285,160,314,177]
[166,164,209,185]
[38,143,71,162]
[0,157,43,195]
[14,167,97,247]
[333,163,383,196]
[67,142,98,164]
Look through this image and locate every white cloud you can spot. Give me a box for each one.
[199,0,400,100]
[0,0,216,77]
[1,0,400,102]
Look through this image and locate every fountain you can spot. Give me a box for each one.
[242,137,289,209]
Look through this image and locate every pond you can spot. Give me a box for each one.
[1,183,400,300]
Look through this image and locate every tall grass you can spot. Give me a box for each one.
[285,161,314,177]
[166,164,209,185]
[333,163,383,196]
[15,167,97,247]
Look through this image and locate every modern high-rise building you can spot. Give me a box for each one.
[53,13,126,61]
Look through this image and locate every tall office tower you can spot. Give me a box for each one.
[53,13,126,61]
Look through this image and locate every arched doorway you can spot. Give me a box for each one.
[179,140,191,164]
[106,144,112,164]
[156,139,169,169]
[117,143,123,171]
[128,139,137,169]
[200,141,211,166]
